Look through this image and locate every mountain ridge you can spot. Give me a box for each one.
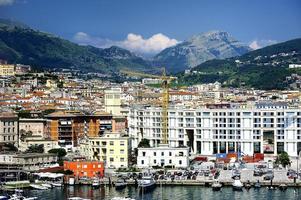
[153,30,251,73]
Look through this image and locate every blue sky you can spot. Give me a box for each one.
[0,0,300,55]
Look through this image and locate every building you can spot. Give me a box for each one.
[128,102,301,156]
[0,64,15,76]
[104,88,121,116]
[19,118,49,138]
[64,159,104,178]
[142,78,162,85]
[80,132,130,169]
[0,112,18,146]
[0,153,57,171]
[46,111,112,149]
[137,145,189,168]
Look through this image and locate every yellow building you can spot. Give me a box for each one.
[104,88,121,116]
[80,132,130,169]
[0,64,15,76]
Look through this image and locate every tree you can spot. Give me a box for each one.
[276,151,291,168]
[25,144,44,153]
[48,148,67,158]
[138,138,150,148]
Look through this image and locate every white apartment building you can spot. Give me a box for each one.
[137,145,189,168]
[128,102,301,156]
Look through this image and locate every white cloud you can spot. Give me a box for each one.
[249,39,277,50]
[0,0,14,6]
[73,32,179,55]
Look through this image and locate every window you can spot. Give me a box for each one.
[169,160,172,164]
[120,158,125,162]
[161,152,164,156]
[179,160,182,165]
[120,149,124,154]
[110,141,114,145]
[154,159,157,164]
[110,157,114,162]
[110,149,114,154]
[169,152,172,156]
[120,141,125,146]
[154,152,156,156]
[142,152,146,156]
[141,160,144,165]
[83,165,87,168]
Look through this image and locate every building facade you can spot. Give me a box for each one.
[104,88,121,116]
[0,112,18,146]
[137,146,189,168]
[0,64,15,76]
[46,111,112,149]
[64,160,104,178]
[128,103,301,156]
[80,132,130,169]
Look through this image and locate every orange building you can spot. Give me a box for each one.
[46,111,112,148]
[64,160,104,178]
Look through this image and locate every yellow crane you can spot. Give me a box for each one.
[120,68,176,145]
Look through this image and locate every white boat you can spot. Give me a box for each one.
[138,176,156,192]
[29,184,48,190]
[69,177,75,185]
[92,179,100,188]
[68,197,90,200]
[111,198,135,200]
[115,179,127,190]
[211,180,222,191]
[51,182,63,187]
[232,178,243,191]
[41,183,53,188]
[9,194,38,200]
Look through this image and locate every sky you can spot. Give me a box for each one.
[0,0,301,56]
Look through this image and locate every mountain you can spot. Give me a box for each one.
[0,19,153,74]
[178,38,301,90]
[153,31,251,73]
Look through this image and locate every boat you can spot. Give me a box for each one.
[254,180,261,189]
[41,183,53,189]
[9,194,38,200]
[68,197,90,200]
[232,178,243,191]
[68,177,75,185]
[244,180,252,190]
[279,184,287,191]
[211,180,222,191]
[138,176,156,193]
[29,184,48,190]
[92,179,100,188]
[115,179,127,190]
[111,198,135,200]
[0,196,9,200]
[51,182,63,187]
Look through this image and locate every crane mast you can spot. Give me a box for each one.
[120,68,175,145]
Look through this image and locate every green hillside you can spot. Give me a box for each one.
[178,38,301,89]
[0,19,153,74]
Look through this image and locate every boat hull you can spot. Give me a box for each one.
[139,183,156,193]
[115,183,127,190]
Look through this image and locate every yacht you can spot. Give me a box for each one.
[138,176,156,192]
[29,184,48,190]
[92,179,100,188]
[115,179,127,190]
[51,181,63,187]
[232,178,243,191]
[211,180,222,191]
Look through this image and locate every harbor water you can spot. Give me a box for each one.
[2,185,301,200]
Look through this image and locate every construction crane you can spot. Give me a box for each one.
[121,68,176,145]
